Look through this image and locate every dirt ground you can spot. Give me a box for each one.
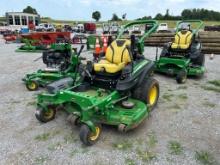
[0,36,219,165]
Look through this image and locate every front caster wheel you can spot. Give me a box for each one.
[176,70,187,84]
[79,124,102,146]
[67,114,80,126]
[26,80,39,91]
[118,124,127,132]
[35,106,56,123]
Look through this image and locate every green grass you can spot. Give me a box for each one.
[35,130,61,141]
[208,80,220,87]
[47,142,62,151]
[63,134,78,144]
[203,101,216,108]
[125,158,136,165]
[69,149,79,157]
[147,132,158,148]
[169,104,181,110]
[168,141,183,155]
[35,133,51,141]
[136,149,157,162]
[112,140,133,150]
[34,156,49,164]
[195,151,217,165]
[201,85,220,93]
[178,94,188,100]
[162,93,174,101]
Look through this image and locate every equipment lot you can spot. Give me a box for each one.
[0,36,219,165]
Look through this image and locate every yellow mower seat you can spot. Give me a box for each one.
[171,31,193,50]
[94,39,132,73]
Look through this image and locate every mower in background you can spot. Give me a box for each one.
[22,43,84,91]
[155,20,205,83]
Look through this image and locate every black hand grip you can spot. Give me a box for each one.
[77,45,85,56]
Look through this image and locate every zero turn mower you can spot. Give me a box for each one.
[155,20,205,83]
[22,43,84,91]
[35,20,160,146]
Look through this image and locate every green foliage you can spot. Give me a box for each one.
[111,13,122,21]
[35,133,51,141]
[112,140,133,150]
[136,149,156,162]
[92,11,101,22]
[162,93,174,101]
[182,8,220,21]
[208,80,220,87]
[201,85,220,93]
[203,101,216,108]
[168,141,183,155]
[47,142,62,151]
[23,6,38,14]
[147,132,158,148]
[195,151,217,165]
[153,8,220,21]
[178,94,188,100]
[137,16,152,20]
[34,156,49,164]
[125,158,136,165]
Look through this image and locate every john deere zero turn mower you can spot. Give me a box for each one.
[16,38,49,53]
[155,20,205,83]
[35,20,160,146]
[22,43,84,91]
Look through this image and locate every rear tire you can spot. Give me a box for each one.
[192,53,205,66]
[176,70,187,84]
[132,77,159,110]
[79,124,102,146]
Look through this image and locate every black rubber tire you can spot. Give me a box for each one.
[35,106,56,123]
[176,70,187,84]
[79,124,102,146]
[193,53,205,66]
[26,80,39,91]
[67,114,80,126]
[132,77,160,110]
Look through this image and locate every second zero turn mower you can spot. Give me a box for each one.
[35,20,160,146]
[22,43,84,91]
[155,20,205,84]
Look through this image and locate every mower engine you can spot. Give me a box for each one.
[42,46,71,71]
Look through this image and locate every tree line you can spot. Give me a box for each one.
[153,8,220,21]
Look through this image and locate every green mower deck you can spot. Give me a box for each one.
[155,57,205,76]
[37,86,149,131]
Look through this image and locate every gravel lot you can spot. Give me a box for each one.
[0,36,219,165]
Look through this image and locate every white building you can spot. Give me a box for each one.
[5,12,40,30]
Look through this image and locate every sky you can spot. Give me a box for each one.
[0,0,220,21]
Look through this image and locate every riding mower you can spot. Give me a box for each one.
[35,20,160,146]
[155,20,205,83]
[16,38,49,53]
[22,43,84,91]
